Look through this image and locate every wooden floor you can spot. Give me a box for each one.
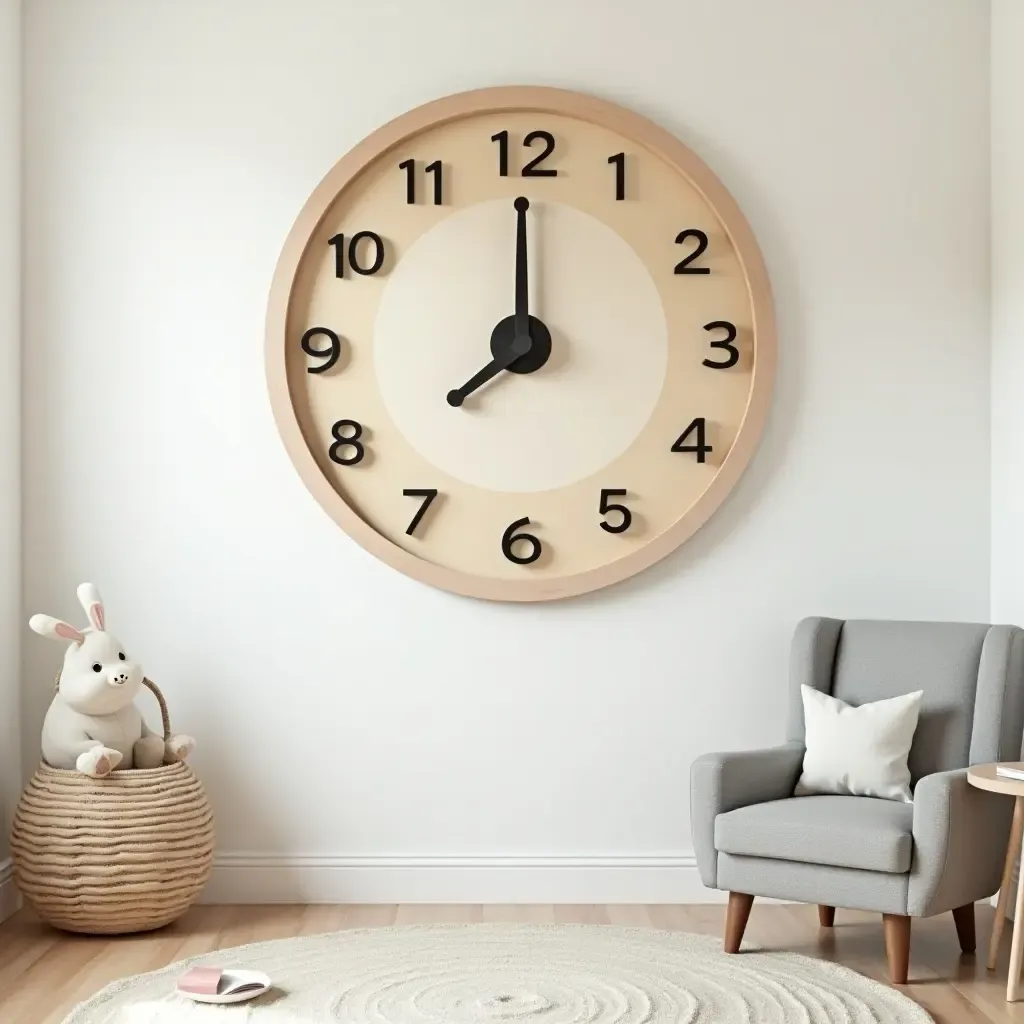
[1,902,1022,1023]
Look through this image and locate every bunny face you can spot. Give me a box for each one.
[30,582,145,716]
[58,628,143,715]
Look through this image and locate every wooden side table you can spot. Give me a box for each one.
[967,763,1024,1000]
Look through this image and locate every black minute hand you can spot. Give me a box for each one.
[514,196,530,343]
[446,197,537,409]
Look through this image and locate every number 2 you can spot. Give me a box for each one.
[522,131,557,176]
[674,230,710,274]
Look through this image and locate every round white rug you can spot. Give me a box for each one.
[64,924,933,1023]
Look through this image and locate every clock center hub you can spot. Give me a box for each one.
[491,314,552,374]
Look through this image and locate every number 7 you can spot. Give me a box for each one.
[402,489,438,536]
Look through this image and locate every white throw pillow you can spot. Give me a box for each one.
[795,685,923,803]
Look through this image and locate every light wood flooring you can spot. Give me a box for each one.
[1,902,1022,1023]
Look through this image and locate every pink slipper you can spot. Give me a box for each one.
[177,966,271,1004]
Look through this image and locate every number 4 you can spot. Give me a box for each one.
[671,418,713,463]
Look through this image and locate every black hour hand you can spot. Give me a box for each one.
[447,335,532,408]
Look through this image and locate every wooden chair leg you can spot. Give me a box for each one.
[952,903,976,954]
[818,905,835,927]
[883,913,911,984]
[724,892,754,954]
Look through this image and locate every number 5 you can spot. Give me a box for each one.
[598,489,632,534]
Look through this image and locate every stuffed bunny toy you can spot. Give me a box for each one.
[29,583,195,778]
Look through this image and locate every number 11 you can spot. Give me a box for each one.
[398,159,443,205]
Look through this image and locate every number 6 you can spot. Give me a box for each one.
[501,517,542,565]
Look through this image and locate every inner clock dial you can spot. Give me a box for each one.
[373,197,669,493]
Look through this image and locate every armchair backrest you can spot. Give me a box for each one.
[787,618,1024,782]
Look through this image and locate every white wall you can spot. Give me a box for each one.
[0,0,20,920]
[22,0,992,902]
[992,1,1024,634]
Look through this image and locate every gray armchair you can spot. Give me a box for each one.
[691,617,1024,983]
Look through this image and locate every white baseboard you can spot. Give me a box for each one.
[202,853,723,905]
[0,857,21,922]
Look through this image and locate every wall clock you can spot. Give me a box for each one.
[266,86,775,602]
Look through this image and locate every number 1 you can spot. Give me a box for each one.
[425,161,442,204]
[608,152,626,201]
[491,131,510,176]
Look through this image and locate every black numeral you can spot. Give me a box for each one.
[425,160,443,204]
[398,159,443,205]
[674,230,710,274]
[598,489,632,534]
[327,231,386,278]
[491,130,510,176]
[702,320,739,369]
[328,419,365,466]
[671,418,712,463]
[300,327,341,374]
[402,488,438,536]
[490,130,557,177]
[398,158,416,204]
[522,130,557,176]
[608,152,626,201]
[501,517,542,565]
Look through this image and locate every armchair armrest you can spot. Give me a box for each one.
[908,768,1012,916]
[690,742,805,889]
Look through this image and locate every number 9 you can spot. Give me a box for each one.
[301,327,342,374]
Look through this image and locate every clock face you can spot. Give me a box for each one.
[267,87,775,602]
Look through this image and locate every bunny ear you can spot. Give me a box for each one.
[76,583,105,631]
[30,614,85,644]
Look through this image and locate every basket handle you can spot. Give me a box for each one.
[142,678,173,742]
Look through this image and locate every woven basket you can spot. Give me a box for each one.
[10,678,214,934]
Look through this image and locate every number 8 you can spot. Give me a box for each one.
[329,419,365,466]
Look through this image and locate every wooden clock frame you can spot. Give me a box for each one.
[265,86,777,602]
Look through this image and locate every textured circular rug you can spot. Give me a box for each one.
[63,924,933,1023]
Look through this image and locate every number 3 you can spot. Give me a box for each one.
[702,320,739,369]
